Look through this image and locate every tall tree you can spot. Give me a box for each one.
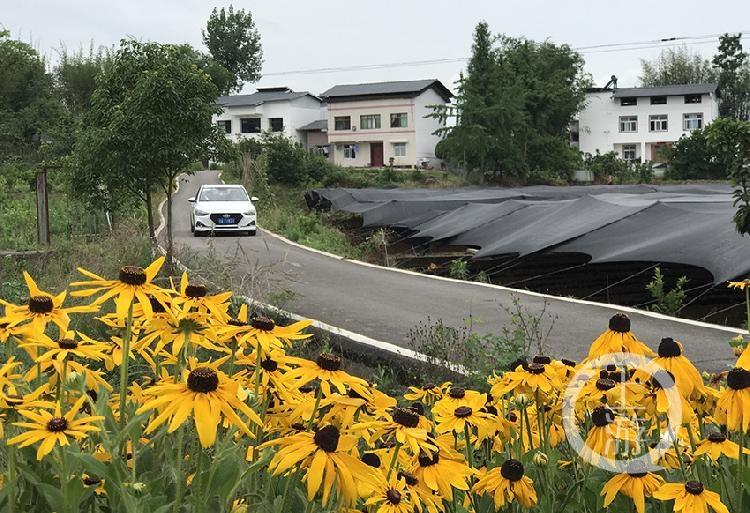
[202,5,263,93]
[53,43,112,116]
[639,46,717,87]
[713,33,750,120]
[74,40,223,268]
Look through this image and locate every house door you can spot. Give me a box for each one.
[370,142,384,167]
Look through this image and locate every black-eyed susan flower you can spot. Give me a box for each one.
[0,357,23,404]
[137,303,223,357]
[472,459,538,509]
[262,424,376,505]
[581,406,639,464]
[285,352,369,396]
[410,446,475,500]
[645,370,696,424]
[491,362,562,397]
[403,382,443,406]
[433,391,494,440]
[136,359,262,447]
[352,406,436,456]
[364,474,412,513]
[653,481,729,513]
[7,396,103,460]
[70,257,169,320]
[693,431,750,462]
[396,471,441,513]
[601,463,665,513]
[652,337,705,397]
[219,304,312,353]
[18,330,108,364]
[170,273,232,322]
[716,367,750,432]
[1,272,96,333]
[588,313,655,358]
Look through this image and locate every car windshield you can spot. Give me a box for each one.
[198,188,248,202]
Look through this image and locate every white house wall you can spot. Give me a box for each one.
[412,88,447,167]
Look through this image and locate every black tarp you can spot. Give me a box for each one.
[307,184,750,284]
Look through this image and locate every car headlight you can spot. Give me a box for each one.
[194,208,209,216]
[243,209,256,216]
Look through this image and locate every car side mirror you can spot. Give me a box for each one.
[250,196,259,202]
[187,197,196,203]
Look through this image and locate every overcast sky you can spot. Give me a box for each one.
[4,1,750,95]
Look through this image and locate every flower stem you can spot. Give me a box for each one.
[172,426,186,513]
[228,337,238,377]
[7,443,16,513]
[119,302,134,430]
[307,386,323,430]
[386,442,402,480]
[739,432,745,513]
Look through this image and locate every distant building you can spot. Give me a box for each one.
[319,79,453,168]
[574,83,720,163]
[214,87,325,144]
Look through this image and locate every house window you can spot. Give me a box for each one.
[620,97,638,106]
[649,114,668,132]
[685,94,702,104]
[240,118,261,134]
[343,144,356,159]
[683,113,703,131]
[390,112,408,128]
[622,144,637,161]
[217,120,232,134]
[619,115,638,133]
[392,142,407,157]
[269,118,284,132]
[334,116,351,130]
[360,114,381,130]
[650,96,667,105]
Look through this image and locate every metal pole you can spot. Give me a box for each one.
[36,167,50,245]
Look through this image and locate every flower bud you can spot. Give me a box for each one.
[532,452,549,467]
[730,335,746,348]
[735,346,745,357]
[514,393,532,407]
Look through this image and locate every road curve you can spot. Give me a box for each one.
[168,171,739,371]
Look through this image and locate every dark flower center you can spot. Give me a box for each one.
[708,431,727,443]
[533,355,552,364]
[606,364,617,372]
[187,367,219,393]
[596,378,616,391]
[119,266,147,285]
[508,358,528,371]
[685,481,704,495]
[291,422,307,431]
[393,407,420,428]
[591,407,615,427]
[609,313,631,333]
[47,417,68,432]
[562,358,577,367]
[454,406,473,418]
[385,489,402,505]
[149,296,167,313]
[251,316,275,331]
[410,402,425,416]
[500,459,525,482]
[299,385,314,394]
[313,425,340,452]
[185,283,208,298]
[727,368,750,390]
[227,318,247,327]
[6,394,23,407]
[361,452,381,468]
[422,383,436,390]
[658,337,682,357]
[398,471,418,486]
[418,451,439,467]
[260,358,278,372]
[28,295,53,314]
[316,353,341,371]
[527,363,545,375]
[58,338,78,350]
[650,370,676,390]
[83,476,102,486]
[449,387,465,399]
[482,404,498,416]
[506,412,518,423]
[609,371,626,383]
[625,460,648,477]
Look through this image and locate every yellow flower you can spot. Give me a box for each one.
[70,257,169,320]
[352,407,436,456]
[581,407,640,465]
[170,272,232,322]
[364,474,413,513]
[694,431,750,462]
[716,367,750,432]
[8,396,103,460]
[472,459,538,509]
[219,303,312,353]
[410,446,475,500]
[18,330,108,364]
[285,353,369,396]
[728,279,750,290]
[403,382,444,406]
[651,337,705,397]
[491,362,562,397]
[0,272,96,333]
[653,481,729,513]
[587,313,655,358]
[601,466,665,513]
[262,424,376,506]
[433,391,494,440]
[136,359,261,447]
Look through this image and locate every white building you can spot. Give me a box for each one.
[214,87,325,144]
[575,83,720,163]
[319,79,453,168]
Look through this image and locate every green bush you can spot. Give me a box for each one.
[646,266,688,316]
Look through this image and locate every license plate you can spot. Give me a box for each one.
[217,217,235,225]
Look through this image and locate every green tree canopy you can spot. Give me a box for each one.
[53,43,113,116]
[73,39,224,265]
[713,33,750,120]
[202,5,263,93]
[639,46,717,87]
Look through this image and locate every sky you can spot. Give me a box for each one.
[4,0,750,96]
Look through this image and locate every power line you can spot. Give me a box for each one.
[261,30,750,77]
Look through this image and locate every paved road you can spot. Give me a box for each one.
[169,171,740,371]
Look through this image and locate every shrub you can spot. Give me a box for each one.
[646,266,688,316]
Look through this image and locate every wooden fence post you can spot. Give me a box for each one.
[36,167,50,245]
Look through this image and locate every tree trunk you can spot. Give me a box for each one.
[166,185,174,276]
[145,188,155,240]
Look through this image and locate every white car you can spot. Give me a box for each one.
[188,185,258,236]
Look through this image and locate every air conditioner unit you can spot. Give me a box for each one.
[351,126,357,131]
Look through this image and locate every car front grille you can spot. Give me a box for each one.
[209,213,240,224]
